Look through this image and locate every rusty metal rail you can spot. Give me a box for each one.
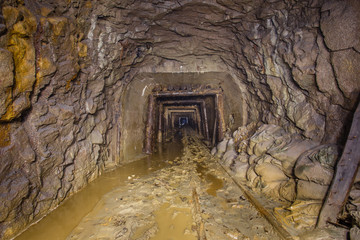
[214,159,295,240]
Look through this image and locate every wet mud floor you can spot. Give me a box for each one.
[16,132,281,240]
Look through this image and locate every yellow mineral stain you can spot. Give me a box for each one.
[150,203,197,240]
[77,42,87,58]
[47,17,67,36]
[0,123,11,147]
[0,89,14,122]
[2,6,37,120]
[35,56,57,91]
[0,102,17,122]
[2,6,20,28]
[65,73,78,90]
[40,7,53,17]
[15,6,37,34]
[85,1,92,8]
[36,57,56,82]
[9,37,36,94]
[4,227,14,240]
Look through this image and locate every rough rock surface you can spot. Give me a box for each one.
[0,0,359,238]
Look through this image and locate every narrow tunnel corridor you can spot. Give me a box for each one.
[0,0,360,239]
[144,85,225,154]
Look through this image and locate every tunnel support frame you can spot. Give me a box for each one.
[144,94,156,154]
[158,99,210,141]
[145,87,225,154]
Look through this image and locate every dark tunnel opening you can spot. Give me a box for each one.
[178,117,189,127]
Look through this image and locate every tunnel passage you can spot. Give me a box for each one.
[120,72,247,162]
[1,0,359,239]
[144,85,225,154]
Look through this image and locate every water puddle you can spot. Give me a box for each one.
[15,141,182,240]
[196,163,223,197]
[150,203,196,240]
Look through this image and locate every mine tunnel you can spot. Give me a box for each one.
[0,0,360,240]
[144,84,225,153]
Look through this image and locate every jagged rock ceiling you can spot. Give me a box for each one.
[0,0,359,239]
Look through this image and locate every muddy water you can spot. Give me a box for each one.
[196,163,223,196]
[17,134,281,240]
[150,203,196,240]
[15,141,182,240]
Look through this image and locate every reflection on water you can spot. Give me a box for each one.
[15,140,182,240]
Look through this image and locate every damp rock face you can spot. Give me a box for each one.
[0,0,359,239]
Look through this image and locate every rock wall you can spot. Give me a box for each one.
[0,1,120,238]
[0,0,359,239]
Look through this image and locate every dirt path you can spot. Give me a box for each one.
[67,134,281,240]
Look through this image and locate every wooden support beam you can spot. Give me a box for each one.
[195,107,202,135]
[164,105,201,133]
[202,104,210,140]
[144,94,155,154]
[157,103,163,143]
[161,100,210,140]
[164,108,169,139]
[171,113,175,129]
[151,87,221,144]
[317,103,360,227]
[153,88,221,97]
[212,112,217,147]
[115,112,121,165]
[161,99,205,105]
[215,93,226,141]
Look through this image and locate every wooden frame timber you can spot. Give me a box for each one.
[158,99,210,141]
[317,102,360,227]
